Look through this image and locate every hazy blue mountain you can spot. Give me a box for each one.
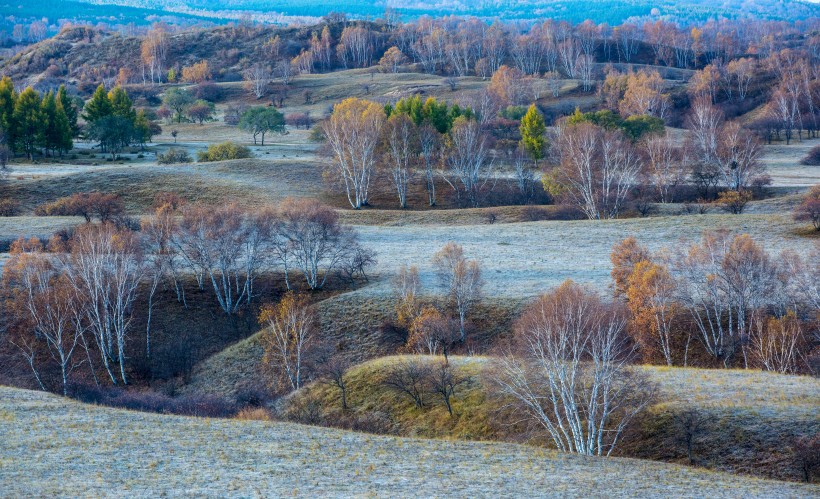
[16,0,820,26]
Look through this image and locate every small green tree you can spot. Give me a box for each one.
[108,86,136,122]
[133,110,160,148]
[162,88,194,123]
[0,77,16,146]
[40,91,72,156]
[57,85,78,137]
[186,99,215,125]
[519,104,546,163]
[82,84,112,123]
[238,107,285,145]
[12,87,44,159]
[87,115,134,159]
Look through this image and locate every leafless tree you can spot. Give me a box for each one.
[445,117,492,207]
[175,204,274,315]
[715,121,764,191]
[552,122,640,220]
[750,312,807,374]
[7,251,85,395]
[642,133,687,203]
[558,38,581,78]
[513,149,537,203]
[418,124,440,206]
[67,224,144,385]
[243,63,272,99]
[672,231,783,367]
[670,408,705,464]
[275,59,294,86]
[382,358,432,409]
[381,113,417,209]
[339,26,375,68]
[494,280,654,456]
[259,292,316,392]
[322,98,385,209]
[427,360,466,416]
[685,98,724,169]
[432,242,483,341]
[317,354,353,411]
[278,198,364,290]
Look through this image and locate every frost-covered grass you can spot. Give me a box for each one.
[282,356,820,481]
[0,385,817,497]
[352,212,817,298]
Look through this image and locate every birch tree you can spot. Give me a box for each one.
[259,292,316,392]
[432,242,483,341]
[67,223,143,385]
[494,280,654,456]
[322,98,385,209]
[381,113,417,209]
[445,117,491,208]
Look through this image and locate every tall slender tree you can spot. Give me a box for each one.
[12,87,43,159]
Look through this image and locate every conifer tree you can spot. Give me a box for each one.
[0,77,16,146]
[12,87,44,159]
[43,92,73,155]
[82,84,112,123]
[519,103,547,163]
[57,85,78,137]
[108,86,136,122]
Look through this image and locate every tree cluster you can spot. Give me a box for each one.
[611,234,819,371]
[0,78,75,159]
[83,84,159,158]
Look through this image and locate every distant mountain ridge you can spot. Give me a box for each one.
[65,0,820,25]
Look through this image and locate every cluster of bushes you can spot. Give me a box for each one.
[565,108,665,141]
[69,384,239,418]
[35,191,124,222]
[197,142,251,162]
[801,145,820,166]
[157,148,192,165]
[0,198,20,216]
[385,95,474,134]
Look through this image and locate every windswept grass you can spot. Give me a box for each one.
[0,385,816,497]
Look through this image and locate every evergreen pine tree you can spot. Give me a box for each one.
[519,103,547,163]
[57,85,78,137]
[40,91,59,155]
[108,86,136,122]
[54,96,73,155]
[0,77,17,147]
[12,87,44,159]
[82,84,112,123]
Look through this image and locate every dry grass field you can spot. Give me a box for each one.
[759,137,820,187]
[351,212,817,298]
[0,385,817,497]
[278,355,820,481]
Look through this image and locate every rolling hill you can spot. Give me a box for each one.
[0,385,817,496]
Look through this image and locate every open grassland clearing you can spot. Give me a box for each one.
[0,385,817,497]
[352,213,817,298]
[759,137,820,187]
[2,157,326,214]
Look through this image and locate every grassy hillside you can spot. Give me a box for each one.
[0,385,817,496]
[282,356,820,482]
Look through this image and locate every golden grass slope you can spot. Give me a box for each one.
[283,356,820,481]
[0,385,817,497]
